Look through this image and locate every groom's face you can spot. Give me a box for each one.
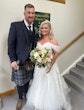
[24,7,35,24]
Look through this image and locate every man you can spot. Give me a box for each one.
[8,4,38,110]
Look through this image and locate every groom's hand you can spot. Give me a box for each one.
[11,61,18,70]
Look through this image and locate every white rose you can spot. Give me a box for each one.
[34,52,39,59]
[37,58,42,63]
[42,49,47,54]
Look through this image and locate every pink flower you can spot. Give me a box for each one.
[38,51,42,55]
[47,52,51,57]
[43,60,48,64]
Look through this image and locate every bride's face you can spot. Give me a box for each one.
[41,23,51,36]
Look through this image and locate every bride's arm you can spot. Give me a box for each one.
[46,49,59,73]
[46,39,59,73]
[51,48,59,66]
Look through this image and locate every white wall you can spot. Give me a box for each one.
[0,0,84,93]
[57,35,84,73]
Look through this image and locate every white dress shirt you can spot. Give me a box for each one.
[24,19,33,31]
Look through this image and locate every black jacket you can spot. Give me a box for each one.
[8,20,38,64]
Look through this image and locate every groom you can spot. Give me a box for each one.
[8,4,38,110]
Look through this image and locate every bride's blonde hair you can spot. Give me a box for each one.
[38,20,54,40]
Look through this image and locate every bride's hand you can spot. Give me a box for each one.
[45,66,52,73]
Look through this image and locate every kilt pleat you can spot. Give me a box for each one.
[12,66,33,86]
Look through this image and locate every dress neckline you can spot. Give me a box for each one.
[38,42,52,46]
[37,42,58,47]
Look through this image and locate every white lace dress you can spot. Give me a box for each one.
[26,42,72,110]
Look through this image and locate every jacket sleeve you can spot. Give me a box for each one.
[8,23,17,63]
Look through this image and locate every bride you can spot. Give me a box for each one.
[26,20,72,110]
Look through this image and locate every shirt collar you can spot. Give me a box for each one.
[24,19,33,27]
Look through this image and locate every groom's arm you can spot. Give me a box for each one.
[8,23,17,63]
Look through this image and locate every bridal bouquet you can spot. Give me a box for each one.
[30,47,53,67]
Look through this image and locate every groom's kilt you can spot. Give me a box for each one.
[12,66,34,86]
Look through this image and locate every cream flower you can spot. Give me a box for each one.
[37,57,42,63]
[34,52,39,59]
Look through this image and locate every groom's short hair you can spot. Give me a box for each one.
[24,4,35,10]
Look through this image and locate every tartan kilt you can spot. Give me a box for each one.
[11,66,34,86]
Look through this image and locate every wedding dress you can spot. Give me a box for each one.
[26,42,72,110]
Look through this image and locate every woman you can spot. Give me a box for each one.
[26,20,72,110]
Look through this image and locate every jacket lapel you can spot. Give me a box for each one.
[21,21,29,44]
[21,21,37,45]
